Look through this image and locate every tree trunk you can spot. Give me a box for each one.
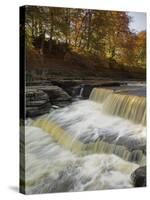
[74,12,87,48]
[87,10,92,50]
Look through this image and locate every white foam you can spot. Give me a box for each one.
[25,126,139,194]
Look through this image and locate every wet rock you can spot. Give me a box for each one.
[26,80,52,86]
[116,137,144,150]
[77,128,146,164]
[27,85,72,102]
[131,166,146,187]
[129,144,146,155]
[51,80,80,97]
[26,88,51,117]
[51,80,123,98]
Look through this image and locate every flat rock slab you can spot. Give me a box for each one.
[26,88,49,105]
[26,102,51,117]
[51,80,124,98]
[106,83,146,97]
[26,80,52,86]
[27,85,72,102]
[26,88,51,117]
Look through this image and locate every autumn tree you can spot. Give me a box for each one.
[134,31,146,67]
[24,6,146,68]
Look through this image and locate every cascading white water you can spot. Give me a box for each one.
[25,126,139,194]
[24,87,146,194]
[89,88,113,103]
[89,88,146,125]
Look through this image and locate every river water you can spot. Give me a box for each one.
[25,125,139,194]
[24,87,146,194]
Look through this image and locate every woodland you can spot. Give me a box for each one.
[23,6,146,79]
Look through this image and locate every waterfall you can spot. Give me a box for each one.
[33,117,145,165]
[89,88,146,125]
[79,86,84,97]
[103,93,146,125]
[25,125,139,194]
[89,88,113,103]
[30,98,146,165]
[25,87,146,193]
[76,85,84,98]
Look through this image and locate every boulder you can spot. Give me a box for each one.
[51,80,79,97]
[26,88,51,117]
[131,166,146,187]
[27,85,72,103]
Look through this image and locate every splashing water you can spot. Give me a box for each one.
[89,88,146,125]
[25,126,138,194]
[24,96,146,194]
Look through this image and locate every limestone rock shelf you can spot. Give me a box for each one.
[26,85,72,117]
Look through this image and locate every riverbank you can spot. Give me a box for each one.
[26,49,146,81]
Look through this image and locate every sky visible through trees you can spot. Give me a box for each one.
[128,12,146,33]
[25,6,146,68]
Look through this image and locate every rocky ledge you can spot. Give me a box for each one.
[51,80,125,98]
[26,85,72,117]
[27,85,71,102]
[26,88,51,117]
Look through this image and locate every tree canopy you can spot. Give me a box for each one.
[25,6,146,68]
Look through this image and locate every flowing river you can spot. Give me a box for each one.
[23,87,146,194]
